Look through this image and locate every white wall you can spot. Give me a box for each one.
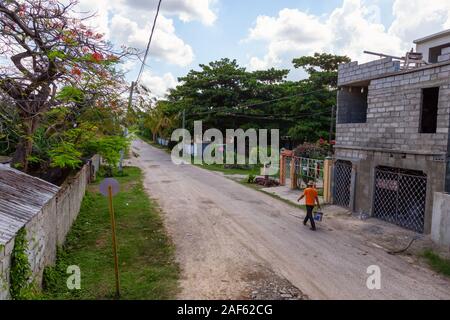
[0,156,100,299]
[416,35,450,63]
[432,192,450,247]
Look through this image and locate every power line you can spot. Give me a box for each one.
[192,108,332,122]
[237,88,336,109]
[181,87,337,120]
[178,87,336,117]
[136,0,163,84]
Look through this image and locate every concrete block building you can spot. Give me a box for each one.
[334,30,450,234]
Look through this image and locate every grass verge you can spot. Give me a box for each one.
[238,179,306,211]
[42,166,179,300]
[194,163,262,176]
[137,134,171,154]
[422,250,450,278]
[137,137,276,178]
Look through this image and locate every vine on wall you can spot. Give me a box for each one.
[9,228,33,299]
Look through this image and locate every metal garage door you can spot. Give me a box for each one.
[334,160,352,208]
[373,166,427,233]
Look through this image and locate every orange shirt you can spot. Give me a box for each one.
[303,188,318,206]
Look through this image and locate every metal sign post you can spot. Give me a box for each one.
[100,178,121,299]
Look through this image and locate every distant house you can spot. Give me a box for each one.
[333,29,450,234]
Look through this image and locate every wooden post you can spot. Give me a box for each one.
[280,154,286,186]
[290,157,297,189]
[323,157,333,204]
[108,185,121,298]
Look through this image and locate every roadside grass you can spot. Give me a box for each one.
[136,137,277,178]
[194,163,262,176]
[42,166,179,300]
[422,250,450,278]
[238,179,307,211]
[137,134,171,154]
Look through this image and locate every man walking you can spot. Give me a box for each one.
[297,181,321,231]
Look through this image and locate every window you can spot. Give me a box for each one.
[337,86,368,124]
[420,87,439,133]
[429,44,450,63]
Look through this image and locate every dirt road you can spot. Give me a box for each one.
[131,139,450,300]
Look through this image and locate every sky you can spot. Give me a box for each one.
[75,0,450,98]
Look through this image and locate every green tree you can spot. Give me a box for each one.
[287,53,350,142]
[293,52,351,88]
[0,0,130,172]
[167,58,290,133]
[143,53,350,146]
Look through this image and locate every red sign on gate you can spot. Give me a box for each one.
[376,179,398,191]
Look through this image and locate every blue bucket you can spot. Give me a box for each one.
[314,212,323,222]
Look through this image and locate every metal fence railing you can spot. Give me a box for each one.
[293,157,324,189]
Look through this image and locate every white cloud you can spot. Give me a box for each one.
[245,0,450,71]
[389,0,450,43]
[74,0,111,37]
[110,14,194,66]
[160,0,217,25]
[327,0,403,61]
[140,71,178,98]
[73,0,216,67]
[246,8,331,70]
[110,0,217,26]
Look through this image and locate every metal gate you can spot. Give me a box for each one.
[294,157,324,189]
[334,160,352,208]
[373,166,427,233]
[285,157,292,181]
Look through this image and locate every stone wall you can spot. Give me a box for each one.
[0,239,14,299]
[0,155,100,299]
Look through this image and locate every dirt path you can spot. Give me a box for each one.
[131,139,450,300]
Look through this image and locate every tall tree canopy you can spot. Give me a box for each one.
[148,54,350,145]
[0,0,130,171]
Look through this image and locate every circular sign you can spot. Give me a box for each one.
[99,178,120,197]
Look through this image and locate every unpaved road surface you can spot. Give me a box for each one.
[131,139,450,300]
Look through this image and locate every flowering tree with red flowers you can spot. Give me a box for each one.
[0,0,131,171]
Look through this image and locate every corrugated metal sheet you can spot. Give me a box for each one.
[0,165,59,245]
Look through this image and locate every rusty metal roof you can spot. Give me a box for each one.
[0,165,59,245]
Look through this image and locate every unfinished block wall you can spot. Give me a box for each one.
[338,58,401,86]
[336,63,450,154]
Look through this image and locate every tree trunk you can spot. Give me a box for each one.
[11,117,38,172]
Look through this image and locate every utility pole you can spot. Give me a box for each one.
[128,81,136,110]
[120,81,136,174]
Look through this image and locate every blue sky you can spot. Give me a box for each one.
[77,0,450,97]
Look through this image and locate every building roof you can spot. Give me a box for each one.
[0,165,59,245]
[414,29,450,44]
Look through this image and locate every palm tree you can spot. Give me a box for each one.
[144,104,178,142]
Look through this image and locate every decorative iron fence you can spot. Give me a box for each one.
[294,157,324,189]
